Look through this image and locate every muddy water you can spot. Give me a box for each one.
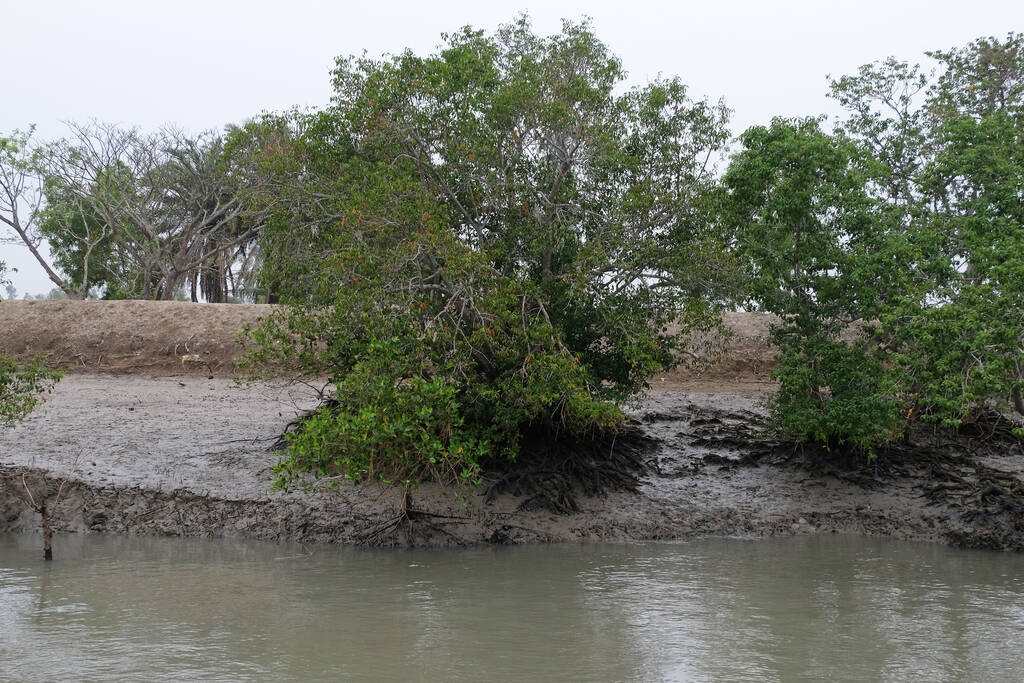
[2,535,1023,682]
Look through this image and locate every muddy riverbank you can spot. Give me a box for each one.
[3,374,1022,551]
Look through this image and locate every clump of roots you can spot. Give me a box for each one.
[275,393,658,515]
[679,405,1024,550]
[482,421,658,514]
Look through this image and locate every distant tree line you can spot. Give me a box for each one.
[1,123,276,301]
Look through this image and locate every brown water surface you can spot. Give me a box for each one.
[2,534,1023,681]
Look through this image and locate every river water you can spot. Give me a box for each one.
[2,534,1023,682]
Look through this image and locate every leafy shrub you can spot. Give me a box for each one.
[0,356,62,428]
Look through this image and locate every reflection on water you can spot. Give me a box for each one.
[2,533,1023,682]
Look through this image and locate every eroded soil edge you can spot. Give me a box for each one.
[2,375,1022,551]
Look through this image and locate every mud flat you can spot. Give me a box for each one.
[3,373,1023,550]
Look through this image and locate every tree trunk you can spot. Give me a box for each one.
[41,503,53,561]
[5,221,77,299]
[201,258,225,303]
[160,272,179,300]
[1013,387,1024,417]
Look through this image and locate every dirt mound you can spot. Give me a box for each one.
[0,300,271,377]
[0,300,780,384]
[659,311,779,388]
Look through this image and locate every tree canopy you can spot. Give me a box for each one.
[1,124,273,300]
[245,16,732,488]
[720,118,906,450]
[724,32,1024,451]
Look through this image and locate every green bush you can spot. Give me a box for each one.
[0,356,62,428]
[244,17,729,489]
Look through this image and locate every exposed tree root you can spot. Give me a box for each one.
[905,418,1024,550]
[276,398,658,516]
[482,422,658,514]
[353,486,481,547]
[679,406,1024,550]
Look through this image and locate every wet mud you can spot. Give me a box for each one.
[3,374,1023,551]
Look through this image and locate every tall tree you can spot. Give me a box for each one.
[722,118,906,450]
[40,123,275,300]
[35,174,128,299]
[888,34,1024,423]
[248,16,733,488]
[750,32,1024,452]
[0,128,83,298]
[3,122,277,301]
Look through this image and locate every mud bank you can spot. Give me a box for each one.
[3,374,1022,551]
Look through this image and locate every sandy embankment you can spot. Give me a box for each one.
[1,300,1022,550]
[0,299,778,385]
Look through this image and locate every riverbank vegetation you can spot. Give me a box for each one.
[0,302,64,559]
[2,19,1021,495]
[0,342,61,429]
[0,260,60,421]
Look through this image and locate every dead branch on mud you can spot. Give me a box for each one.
[20,453,80,560]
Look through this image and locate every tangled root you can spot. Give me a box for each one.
[483,422,657,514]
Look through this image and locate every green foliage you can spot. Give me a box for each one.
[875,35,1024,430]
[926,33,1024,119]
[0,260,10,296]
[883,109,1024,428]
[36,176,134,298]
[247,16,730,488]
[730,33,1024,452]
[722,118,905,450]
[0,357,62,428]
[770,335,901,452]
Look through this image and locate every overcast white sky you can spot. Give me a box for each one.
[2,0,1022,295]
